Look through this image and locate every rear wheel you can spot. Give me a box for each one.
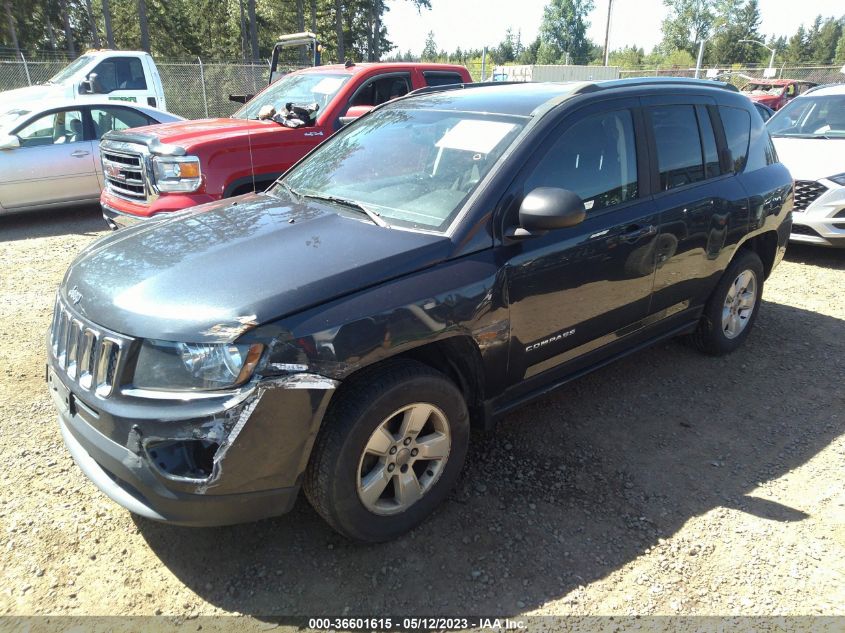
[304,360,469,542]
[689,249,764,355]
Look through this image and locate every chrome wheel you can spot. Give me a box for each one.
[357,403,451,516]
[721,269,757,339]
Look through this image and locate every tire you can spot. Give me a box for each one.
[303,359,470,542]
[689,249,764,355]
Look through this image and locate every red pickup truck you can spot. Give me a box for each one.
[99,62,472,228]
[740,78,817,111]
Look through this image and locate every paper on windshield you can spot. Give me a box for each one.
[312,77,345,94]
[436,119,516,154]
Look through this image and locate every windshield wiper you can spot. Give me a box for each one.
[302,193,390,228]
[278,181,302,200]
[771,132,840,139]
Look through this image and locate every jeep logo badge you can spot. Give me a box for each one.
[68,286,83,304]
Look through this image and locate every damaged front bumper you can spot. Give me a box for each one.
[48,364,337,527]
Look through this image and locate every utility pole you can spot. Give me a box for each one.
[603,0,613,66]
[310,0,316,32]
[102,0,114,48]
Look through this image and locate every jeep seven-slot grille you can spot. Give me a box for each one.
[50,296,125,398]
[793,180,827,212]
[101,146,148,202]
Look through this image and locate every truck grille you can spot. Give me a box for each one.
[50,296,127,398]
[793,180,827,212]
[101,144,149,203]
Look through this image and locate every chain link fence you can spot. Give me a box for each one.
[618,64,845,86]
[0,53,272,119]
[2,52,843,120]
[157,60,269,118]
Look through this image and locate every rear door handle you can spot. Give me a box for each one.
[71,150,90,158]
[621,224,657,242]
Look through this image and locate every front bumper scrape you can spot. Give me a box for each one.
[54,371,337,527]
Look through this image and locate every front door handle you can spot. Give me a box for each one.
[71,150,90,158]
[621,224,657,242]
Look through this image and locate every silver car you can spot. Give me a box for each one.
[0,100,181,215]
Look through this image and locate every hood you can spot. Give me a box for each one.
[1,84,67,107]
[103,117,292,151]
[61,192,452,342]
[747,93,781,106]
[771,136,845,181]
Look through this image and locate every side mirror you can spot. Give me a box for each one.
[339,105,374,127]
[0,134,20,150]
[228,94,253,104]
[507,187,586,238]
[81,72,103,94]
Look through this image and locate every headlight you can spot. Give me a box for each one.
[152,156,202,192]
[133,340,264,391]
[827,173,845,186]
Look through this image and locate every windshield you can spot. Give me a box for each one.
[767,95,845,138]
[0,108,32,132]
[47,55,93,84]
[273,107,527,232]
[233,72,351,120]
[742,83,783,95]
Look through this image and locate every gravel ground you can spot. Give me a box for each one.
[1,207,844,620]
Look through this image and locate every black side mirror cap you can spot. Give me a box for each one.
[507,187,586,238]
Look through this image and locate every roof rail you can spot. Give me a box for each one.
[407,81,525,97]
[803,82,845,95]
[577,76,739,93]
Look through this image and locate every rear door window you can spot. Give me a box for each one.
[650,105,708,190]
[90,106,156,139]
[697,106,720,179]
[719,106,751,173]
[423,72,465,87]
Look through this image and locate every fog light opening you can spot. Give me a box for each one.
[146,439,220,480]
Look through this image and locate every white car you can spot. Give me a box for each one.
[767,83,845,248]
[0,100,182,215]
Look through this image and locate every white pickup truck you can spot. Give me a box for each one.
[1,50,167,110]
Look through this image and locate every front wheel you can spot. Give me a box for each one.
[304,360,469,542]
[689,249,764,355]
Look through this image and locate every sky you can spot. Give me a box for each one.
[383,0,845,57]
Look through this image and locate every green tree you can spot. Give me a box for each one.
[660,0,715,58]
[709,0,763,65]
[836,30,845,62]
[420,29,437,61]
[784,25,811,64]
[608,44,645,68]
[810,16,843,64]
[537,0,595,64]
[495,28,516,64]
[517,35,540,64]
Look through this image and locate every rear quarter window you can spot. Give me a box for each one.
[719,106,751,173]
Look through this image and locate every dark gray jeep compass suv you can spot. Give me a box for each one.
[47,78,793,542]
